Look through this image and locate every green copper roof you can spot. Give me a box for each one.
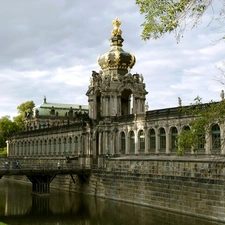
[33,97,88,117]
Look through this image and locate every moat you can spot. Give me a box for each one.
[0,179,223,225]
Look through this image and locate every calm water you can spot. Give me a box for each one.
[0,179,223,225]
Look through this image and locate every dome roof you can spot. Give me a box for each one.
[98,18,136,73]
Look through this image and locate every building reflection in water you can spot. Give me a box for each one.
[0,179,223,225]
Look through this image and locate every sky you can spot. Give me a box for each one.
[0,0,224,118]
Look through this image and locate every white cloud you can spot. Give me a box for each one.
[0,0,224,118]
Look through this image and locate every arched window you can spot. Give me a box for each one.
[120,132,126,154]
[44,140,47,154]
[212,124,220,150]
[49,139,52,154]
[75,137,78,153]
[180,126,191,152]
[35,141,38,155]
[139,130,145,153]
[64,138,67,153]
[53,139,57,153]
[40,140,43,154]
[24,142,27,155]
[31,141,35,155]
[69,137,72,154]
[159,128,166,151]
[130,131,135,153]
[149,129,156,153]
[58,138,62,153]
[198,134,205,151]
[17,142,20,155]
[171,127,178,150]
[21,142,24,155]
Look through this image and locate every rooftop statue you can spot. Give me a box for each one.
[111,18,122,36]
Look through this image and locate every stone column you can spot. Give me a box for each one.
[125,131,129,154]
[99,132,102,154]
[156,129,159,154]
[145,129,149,154]
[205,133,211,155]
[135,130,138,154]
[220,124,225,155]
[166,130,170,154]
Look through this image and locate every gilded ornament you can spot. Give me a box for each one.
[111,18,122,36]
[114,50,120,64]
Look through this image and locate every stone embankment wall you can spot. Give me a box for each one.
[2,157,225,222]
[53,156,225,222]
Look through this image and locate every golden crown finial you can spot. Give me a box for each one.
[111,18,122,36]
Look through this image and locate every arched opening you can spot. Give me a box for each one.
[182,126,191,153]
[53,139,57,154]
[139,130,145,153]
[159,128,166,152]
[95,90,101,118]
[171,127,178,151]
[69,137,72,154]
[40,140,42,155]
[21,142,24,156]
[44,140,47,155]
[129,131,135,154]
[35,140,38,155]
[64,138,67,153]
[58,138,61,154]
[75,136,79,154]
[48,139,52,154]
[24,142,27,155]
[121,89,132,116]
[212,124,220,151]
[120,132,126,154]
[17,142,20,156]
[149,129,156,153]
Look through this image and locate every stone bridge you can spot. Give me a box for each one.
[0,163,91,195]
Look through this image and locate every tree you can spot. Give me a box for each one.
[176,96,225,155]
[136,0,224,41]
[13,101,35,130]
[0,116,19,148]
[135,1,225,155]
[0,101,35,148]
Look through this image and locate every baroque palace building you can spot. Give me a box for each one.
[7,19,224,165]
